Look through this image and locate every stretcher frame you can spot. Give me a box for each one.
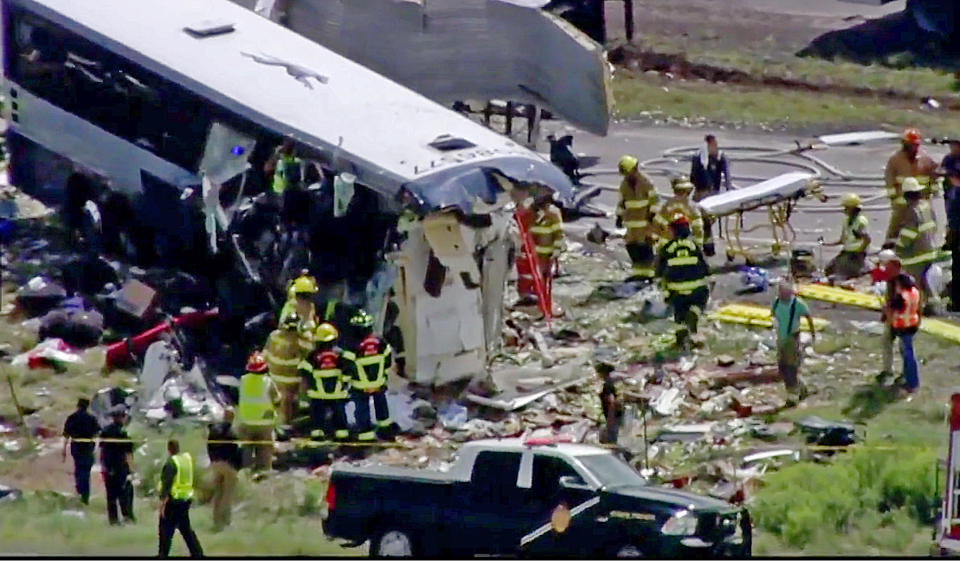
[703,179,825,265]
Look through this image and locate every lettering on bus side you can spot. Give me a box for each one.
[413,146,525,175]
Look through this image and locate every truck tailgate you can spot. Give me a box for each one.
[324,465,455,542]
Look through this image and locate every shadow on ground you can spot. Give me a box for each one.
[842,383,898,421]
[799,5,960,71]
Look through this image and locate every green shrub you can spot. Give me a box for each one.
[751,446,940,550]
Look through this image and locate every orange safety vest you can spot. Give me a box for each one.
[890,286,920,330]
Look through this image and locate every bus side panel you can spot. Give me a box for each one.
[7,88,197,201]
[5,129,76,207]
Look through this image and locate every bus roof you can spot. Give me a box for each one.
[19,0,573,212]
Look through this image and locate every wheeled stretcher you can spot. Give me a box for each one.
[698,172,825,264]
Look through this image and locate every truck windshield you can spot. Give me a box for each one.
[578,453,647,488]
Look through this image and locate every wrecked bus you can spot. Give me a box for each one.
[0,0,574,385]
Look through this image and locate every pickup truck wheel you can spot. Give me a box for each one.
[371,529,417,557]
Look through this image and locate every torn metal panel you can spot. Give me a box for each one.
[238,0,612,136]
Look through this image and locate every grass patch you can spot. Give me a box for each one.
[612,75,956,136]
[751,446,939,554]
[627,33,959,98]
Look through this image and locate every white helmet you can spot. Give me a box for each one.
[877,249,899,264]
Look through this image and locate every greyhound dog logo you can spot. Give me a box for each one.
[241,52,329,89]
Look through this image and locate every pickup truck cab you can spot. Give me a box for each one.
[322,436,751,558]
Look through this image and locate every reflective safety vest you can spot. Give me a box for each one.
[890,286,921,330]
[618,174,659,244]
[658,237,709,295]
[348,336,393,392]
[170,452,194,501]
[272,155,302,195]
[238,373,277,426]
[656,197,705,245]
[895,202,938,266]
[529,205,564,261]
[264,329,304,384]
[841,214,870,253]
[301,349,349,400]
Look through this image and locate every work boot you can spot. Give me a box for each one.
[675,328,690,350]
[703,242,715,257]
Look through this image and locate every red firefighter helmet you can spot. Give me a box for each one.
[902,128,922,145]
[246,351,268,373]
[669,212,690,227]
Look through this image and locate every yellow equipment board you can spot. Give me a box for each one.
[921,319,960,345]
[796,283,960,344]
[707,303,830,332]
[797,283,883,310]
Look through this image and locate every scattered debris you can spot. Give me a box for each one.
[11,339,83,371]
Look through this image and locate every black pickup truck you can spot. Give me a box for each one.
[322,437,751,557]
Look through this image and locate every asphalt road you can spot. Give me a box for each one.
[546,121,950,267]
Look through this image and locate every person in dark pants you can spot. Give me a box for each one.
[62,398,100,505]
[206,420,241,532]
[158,439,203,558]
[940,139,960,250]
[99,406,135,525]
[597,362,623,445]
[950,186,960,311]
[690,134,732,256]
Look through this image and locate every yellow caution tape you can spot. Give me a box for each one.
[796,283,883,310]
[707,303,829,332]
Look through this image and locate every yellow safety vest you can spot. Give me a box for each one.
[170,452,194,500]
[301,351,349,400]
[347,347,392,391]
[529,207,564,260]
[272,155,302,195]
[238,373,276,426]
[841,214,869,253]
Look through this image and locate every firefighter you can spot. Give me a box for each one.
[344,310,394,441]
[528,191,564,315]
[885,128,939,231]
[656,213,710,349]
[263,310,308,426]
[886,177,941,314]
[264,139,303,196]
[656,176,705,246]
[236,351,281,473]
[825,193,871,280]
[510,183,538,306]
[617,155,660,281]
[279,271,319,325]
[299,322,353,441]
